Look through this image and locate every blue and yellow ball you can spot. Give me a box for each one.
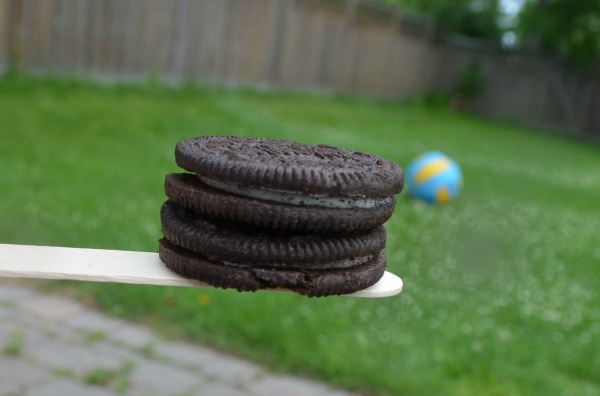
[406,152,462,205]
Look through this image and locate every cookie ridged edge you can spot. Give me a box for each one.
[160,200,386,266]
[175,136,404,198]
[165,173,395,233]
[159,238,387,297]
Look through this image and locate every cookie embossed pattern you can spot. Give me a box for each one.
[159,136,405,297]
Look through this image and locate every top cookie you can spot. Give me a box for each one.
[175,136,403,198]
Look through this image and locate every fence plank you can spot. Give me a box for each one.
[0,0,7,68]
[4,0,440,97]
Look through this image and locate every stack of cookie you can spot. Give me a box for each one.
[159,136,404,296]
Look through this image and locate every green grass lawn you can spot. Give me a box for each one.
[1,76,599,396]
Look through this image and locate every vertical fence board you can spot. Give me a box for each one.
[50,0,62,70]
[234,0,274,84]
[222,0,243,83]
[130,0,144,74]
[156,0,174,75]
[322,11,349,90]
[5,0,23,69]
[60,0,75,73]
[277,3,314,88]
[25,0,53,71]
[118,0,136,76]
[169,0,189,80]
[137,0,156,75]
[85,0,99,74]
[181,0,201,79]
[201,0,228,83]
[0,0,7,68]
[73,0,88,74]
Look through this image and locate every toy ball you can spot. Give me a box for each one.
[406,152,462,205]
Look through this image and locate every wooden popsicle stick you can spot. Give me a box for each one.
[0,244,403,298]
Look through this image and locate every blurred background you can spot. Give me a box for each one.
[2,0,599,136]
[1,0,599,395]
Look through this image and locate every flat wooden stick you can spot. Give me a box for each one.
[0,244,403,298]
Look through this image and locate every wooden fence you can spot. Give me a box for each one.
[0,0,441,97]
[1,0,598,136]
[436,40,600,139]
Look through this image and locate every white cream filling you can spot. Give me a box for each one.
[199,176,392,209]
[222,254,374,270]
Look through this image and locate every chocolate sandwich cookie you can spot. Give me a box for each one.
[165,173,394,233]
[159,135,404,296]
[172,136,403,232]
[160,200,386,269]
[159,238,387,297]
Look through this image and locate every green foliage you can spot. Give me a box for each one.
[380,0,503,40]
[82,362,134,393]
[1,77,600,396]
[421,89,451,107]
[83,330,107,343]
[53,367,76,378]
[456,59,486,99]
[518,0,600,67]
[3,331,24,356]
[83,368,116,386]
